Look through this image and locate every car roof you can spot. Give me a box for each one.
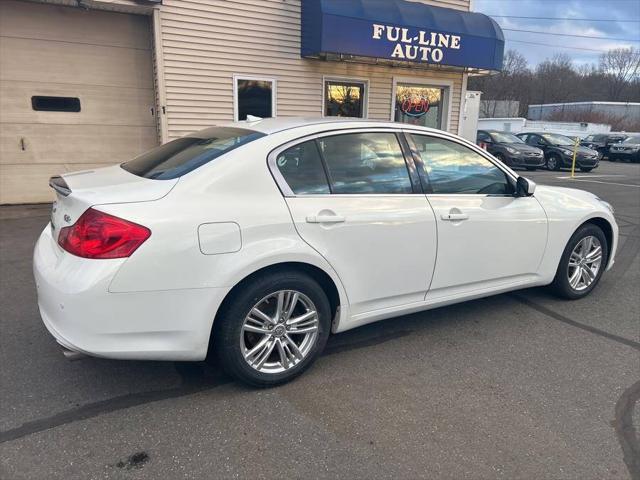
[205,117,446,136]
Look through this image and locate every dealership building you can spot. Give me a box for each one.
[0,0,504,204]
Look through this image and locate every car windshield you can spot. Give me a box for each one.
[121,127,265,179]
[490,132,524,144]
[623,135,640,144]
[542,133,575,146]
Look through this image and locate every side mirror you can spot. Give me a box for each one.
[516,176,536,197]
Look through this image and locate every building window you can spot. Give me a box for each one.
[234,76,276,121]
[31,96,81,112]
[324,79,367,118]
[393,80,450,130]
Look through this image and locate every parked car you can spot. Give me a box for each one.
[581,133,628,159]
[34,118,618,387]
[608,134,640,163]
[517,132,600,172]
[477,129,545,170]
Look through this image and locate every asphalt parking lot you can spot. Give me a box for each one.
[1,161,639,480]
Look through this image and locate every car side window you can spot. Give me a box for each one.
[409,134,514,195]
[316,132,413,194]
[477,131,490,143]
[276,140,330,195]
[526,135,540,146]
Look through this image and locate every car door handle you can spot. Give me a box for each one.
[441,213,469,221]
[306,214,346,224]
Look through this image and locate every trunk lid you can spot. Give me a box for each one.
[49,165,177,240]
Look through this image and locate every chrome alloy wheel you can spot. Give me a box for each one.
[568,235,603,291]
[240,290,319,374]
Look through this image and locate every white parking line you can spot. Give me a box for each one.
[560,179,640,188]
[555,175,626,179]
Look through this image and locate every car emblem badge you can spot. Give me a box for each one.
[64,214,72,223]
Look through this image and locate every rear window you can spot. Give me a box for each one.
[121,127,265,179]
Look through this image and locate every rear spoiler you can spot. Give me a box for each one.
[49,176,71,196]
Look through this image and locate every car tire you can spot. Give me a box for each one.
[580,168,593,172]
[546,154,561,171]
[549,223,609,300]
[212,270,331,387]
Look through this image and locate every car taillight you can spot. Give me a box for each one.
[58,208,151,259]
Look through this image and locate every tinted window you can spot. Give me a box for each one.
[276,141,330,195]
[317,133,412,194]
[477,131,491,142]
[325,81,365,118]
[32,96,80,112]
[121,127,265,179]
[526,134,542,146]
[236,79,273,120]
[410,135,513,195]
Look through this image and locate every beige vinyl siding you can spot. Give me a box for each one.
[0,0,157,203]
[158,0,468,139]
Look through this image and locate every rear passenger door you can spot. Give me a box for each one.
[270,130,437,317]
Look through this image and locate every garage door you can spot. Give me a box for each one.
[0,0,158,204]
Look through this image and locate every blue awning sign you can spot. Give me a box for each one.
[302,0,505,72]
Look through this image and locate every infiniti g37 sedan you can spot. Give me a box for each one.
[34,118,618,386]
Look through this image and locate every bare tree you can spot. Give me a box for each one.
[469,47,640,119]
[599,47,640,101]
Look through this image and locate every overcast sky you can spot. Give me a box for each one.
[473,0,640,67]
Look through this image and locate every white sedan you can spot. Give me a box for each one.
[34,118,618,386]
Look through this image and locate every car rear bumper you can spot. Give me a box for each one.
[33,224,229,361]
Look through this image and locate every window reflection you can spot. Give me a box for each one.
[325,81,365,118]
[411,135,512,195]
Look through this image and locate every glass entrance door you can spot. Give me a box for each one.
[394,83,446,129]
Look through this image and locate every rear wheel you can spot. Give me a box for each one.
[212,271,331,387]
[549,224,608,299]
[546,154,561,171]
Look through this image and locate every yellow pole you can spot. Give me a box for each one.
[571,137,579,178]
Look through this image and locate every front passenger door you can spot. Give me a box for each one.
[407,133,548,299]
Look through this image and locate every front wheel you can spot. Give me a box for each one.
[212,271,331,387]
[495,153,507,165]
[549,224,608,299]
[546,154,561,171]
